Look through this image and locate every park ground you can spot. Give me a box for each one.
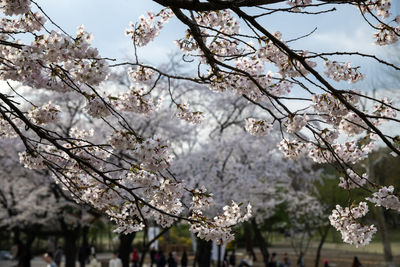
[1,241,399,267]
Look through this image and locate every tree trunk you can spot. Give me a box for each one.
[18,232,35,267]
[314,226,329,267]
[368,155,394,264]
[64,228,79,267]
[13,227,20,244]
[77,225,90,267]
[119,233,136,267]
[82,226,89,250]
[251,219,269,267]
[374,206,394,263]
[244,221,257,261]
[196,238,212,267]
[217,245,221,267]
[139,249,147,267]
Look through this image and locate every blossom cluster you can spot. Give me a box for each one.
[312,92,360,120]
[108,131,137,150]
[125,9,174,47]
[245,118,273,136]
[84,96,112,118]
[1,0,31,16]
[324,61,365,83]
[190,186,214,213]
[256,33,317,78]
[373,23,400,45]
[175,104,204,125]
[357,0,400,45]
[28,102,61,125]
[359,0,392,19]
[19,143,67,170]
[286,0,313,11]
[372,98,397,126]
[278,139,308,160]
[0,115,22,138]
[128,66,155,83]
[190,201,252,244]
[0,11,46,34]
[130,137,173,171]
[1,26,109,92]
[367,186,400,211]
[278,137,376,165]
[114,86,162,115]
[84,86,162,120]
[329,202,377,247]
[338,169,368,189]
[284,114,308,133]
[195,10,240,35]
[339,112,367,136]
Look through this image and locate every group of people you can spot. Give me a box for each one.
[222,250,364,267]
[42,249,102,267]
[40,245,365,267]
[145,248,188,267]
[41,246,64,267]
[223,251,293,267]
[109,249,188,267]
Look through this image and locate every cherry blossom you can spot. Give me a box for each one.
[329,202,377,247]
[339,112,367,136]
[28,102,61,125]
[1,0,31,16]
[367,186,400,212]
[84,96,112,118]
[115,86,162,115]
[128,66,155,83]
[0,115,22,138]
[324,60,365,83]
[284,114,308,133]
[245,118,273,136]
[190,201,252,244]
[126,9,174,47]
[175,103,205,125]
[338,169,368,189]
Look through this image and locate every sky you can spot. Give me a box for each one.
[33,0,399,67]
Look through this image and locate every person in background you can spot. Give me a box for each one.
[54,246,63,267]
[296,253,304,267]
[268,252,277,267]
[150,248,157,267]
[283,253,291,267]
[157,250,166,267]
[42,252,57,267]
[132,247,139,267]
[323,259,329,267]
[229,250,236,267]
[238,251,253,267]
[10,243,18,260]
[78,246,88,267]
[167,252,177,267]
[90,245,96,257]
[87,254,100,267]
[352,256,363,267]
[172,252,179,265]
[181,250,188,267]
[222,251,229,267]
[109,252,123,267]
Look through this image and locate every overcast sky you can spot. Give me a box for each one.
[33,0,400,90]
